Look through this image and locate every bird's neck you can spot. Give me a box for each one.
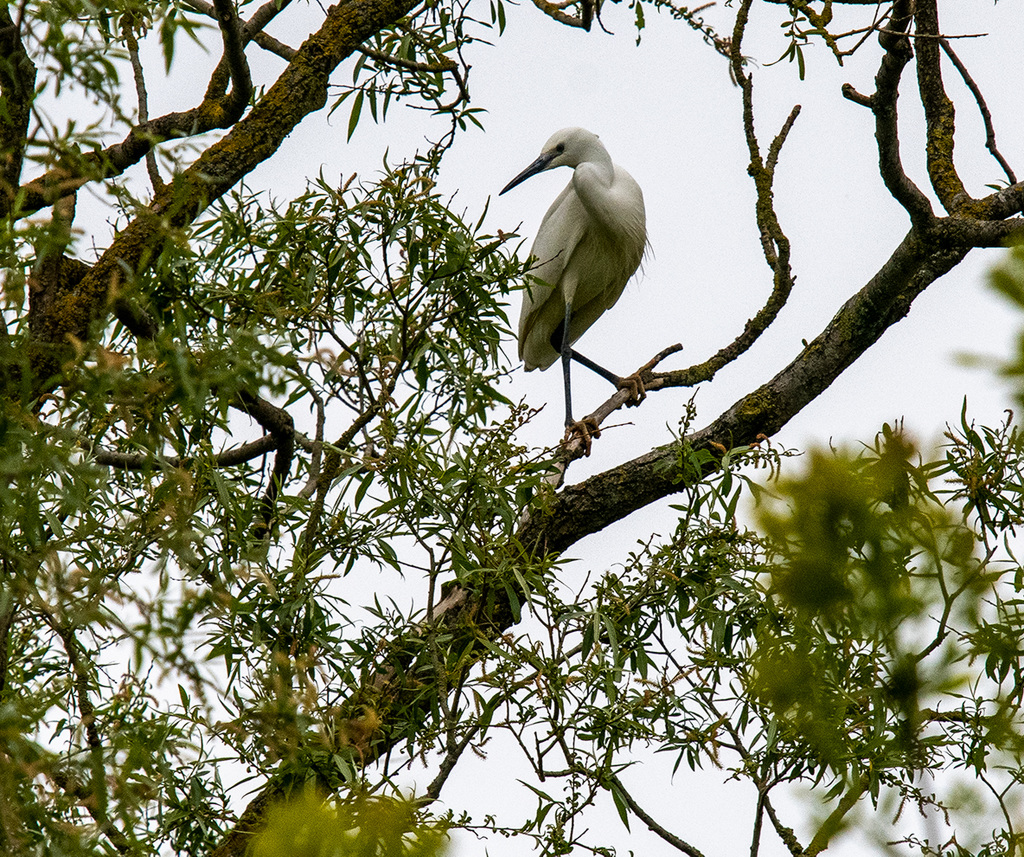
[575,145,615,185]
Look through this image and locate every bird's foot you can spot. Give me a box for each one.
[563,417,602,456]
[616,372,646,407]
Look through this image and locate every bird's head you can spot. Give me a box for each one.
[500,127,605,195]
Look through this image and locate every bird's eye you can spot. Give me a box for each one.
[555,143,565,154]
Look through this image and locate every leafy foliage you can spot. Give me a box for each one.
[2,2,1024,857]
[252,789,449,857]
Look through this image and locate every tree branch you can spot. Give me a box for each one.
[0,581,14,700]
[652,109,800,392]
[871,0,935,229]
[939,37,1017,185]
[804,775,867,856]
[0,4,36,217]
[233,392,295,539]
[93,433,280,470]
[931,216,1024,248]
[21,0,422,401]
[607,774,708,857]
[124,23,164,193]
[185,0,298,61]
[519,228,968,555]
[528,0,589,31]
[915,0,969,211]
[355,44,457,73]
[213,0,253,119]
[986,183,1024,220]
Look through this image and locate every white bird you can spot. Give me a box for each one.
[500,127,647,445]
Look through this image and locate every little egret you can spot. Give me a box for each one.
[500,127,647,447]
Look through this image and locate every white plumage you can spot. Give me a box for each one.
[501,127,647,427]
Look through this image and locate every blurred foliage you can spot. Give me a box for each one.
[252,790,449,857]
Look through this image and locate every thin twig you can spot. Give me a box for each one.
[93,433,279,470]
[939,38,1016,185]
[877,28,987,41]
[124,24,163,192]
[52,623,132,855]
[422,724,482,801]
[355,44,457,73]
[766,105,801,176]
[607,774,708,857]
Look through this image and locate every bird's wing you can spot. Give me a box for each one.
[563,167,647,342]
[517,183,589,370]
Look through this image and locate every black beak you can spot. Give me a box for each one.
[500,151,557,195]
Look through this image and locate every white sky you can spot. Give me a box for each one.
[49,0,1024,854]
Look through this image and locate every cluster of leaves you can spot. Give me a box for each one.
[252,788,450,857]
[422,405,1024,856]
[0,135,538,851]
[767,0,893,76]
[334,0,496,140]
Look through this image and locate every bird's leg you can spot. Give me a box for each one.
[559,302,600,455]
[569,350,646,407]
[550,319,645,407]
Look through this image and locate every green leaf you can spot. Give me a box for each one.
[347,90,364,141]
[609,780,631,831]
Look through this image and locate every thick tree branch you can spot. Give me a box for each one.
[986,184,1024,220]
[915,0,968,211]
[27,194,81,344]
[871,0,935,229]
[931,216,1024,248]
[0,5,36,217]
[519,228,968,555]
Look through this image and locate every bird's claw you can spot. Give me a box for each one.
[616,372,646,407]
[563,417,601,456]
